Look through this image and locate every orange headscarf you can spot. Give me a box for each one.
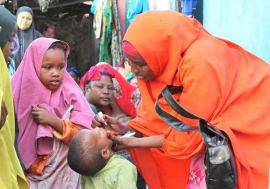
[124,10,270,189]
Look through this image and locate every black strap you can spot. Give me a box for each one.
[155,85,198,132]
[161,86,201,119]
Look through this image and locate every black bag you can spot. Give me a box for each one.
[155,85,237,189]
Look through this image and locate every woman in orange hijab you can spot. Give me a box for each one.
[92,10,270,189]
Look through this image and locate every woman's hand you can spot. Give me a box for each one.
[0,100,8,130]
[108,134,136,151]
[91,114,129,135]
[108,134,164,151]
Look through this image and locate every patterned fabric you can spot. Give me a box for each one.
[81,154,137,189]
[186,154,206,189]
[91,0,105,39]
[99,0,112,63]
[111,0,122,66]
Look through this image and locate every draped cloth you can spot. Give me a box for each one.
[0,49,28,189]
[0,6,16,49]
[27,138,81,189]
[124,11,270,189]
[11,38,94,170]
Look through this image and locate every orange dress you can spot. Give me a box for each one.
[124,11,270,189]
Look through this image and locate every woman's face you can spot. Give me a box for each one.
[125,53,155,81]
[17,11,33,31]
[85,75,114,107]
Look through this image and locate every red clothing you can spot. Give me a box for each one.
[81,63,139,118]
[124,11,270,189]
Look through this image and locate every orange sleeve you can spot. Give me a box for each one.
[52,120,79,144]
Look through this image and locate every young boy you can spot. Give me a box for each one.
[67,128,137,189]
[43,24,56,39]
[67,66,81,85]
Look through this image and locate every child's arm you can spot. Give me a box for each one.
[32,107,63,133]
[52,120,79,144]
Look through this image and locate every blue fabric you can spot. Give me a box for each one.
[8,59,16,79]
[12,34,19,56]
[90,0,99,14]
[67,67,81,77]
[127,0,149,24]
[181,0,197,16]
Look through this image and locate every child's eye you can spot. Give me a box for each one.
[59,65,64,69]
[45,66,51,70]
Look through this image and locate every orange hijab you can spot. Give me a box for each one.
[124,11,270,189]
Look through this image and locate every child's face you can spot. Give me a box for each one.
[40,48,65,90]
[91,127,113,149]
[85,75,114,107]
[68,71,80,84]
[17,11,33,31]
[43,26,55,39]
[2,25,17,63]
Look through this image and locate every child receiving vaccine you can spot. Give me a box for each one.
[67,128,137,189]
[11,37,95,188]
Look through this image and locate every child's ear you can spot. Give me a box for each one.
[101,148,110,160]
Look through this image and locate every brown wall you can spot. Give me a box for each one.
[35,13,98,76]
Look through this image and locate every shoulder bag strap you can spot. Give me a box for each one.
[155,85,198,132]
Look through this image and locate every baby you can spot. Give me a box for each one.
[68,128,138,189]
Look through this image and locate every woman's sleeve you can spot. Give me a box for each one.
[163,55,228,158]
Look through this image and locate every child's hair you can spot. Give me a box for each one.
[48,41,67,51]
[47,42,67,60]
[67,67,81,77]
[67,130,106,176]
[43,24,56,32]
